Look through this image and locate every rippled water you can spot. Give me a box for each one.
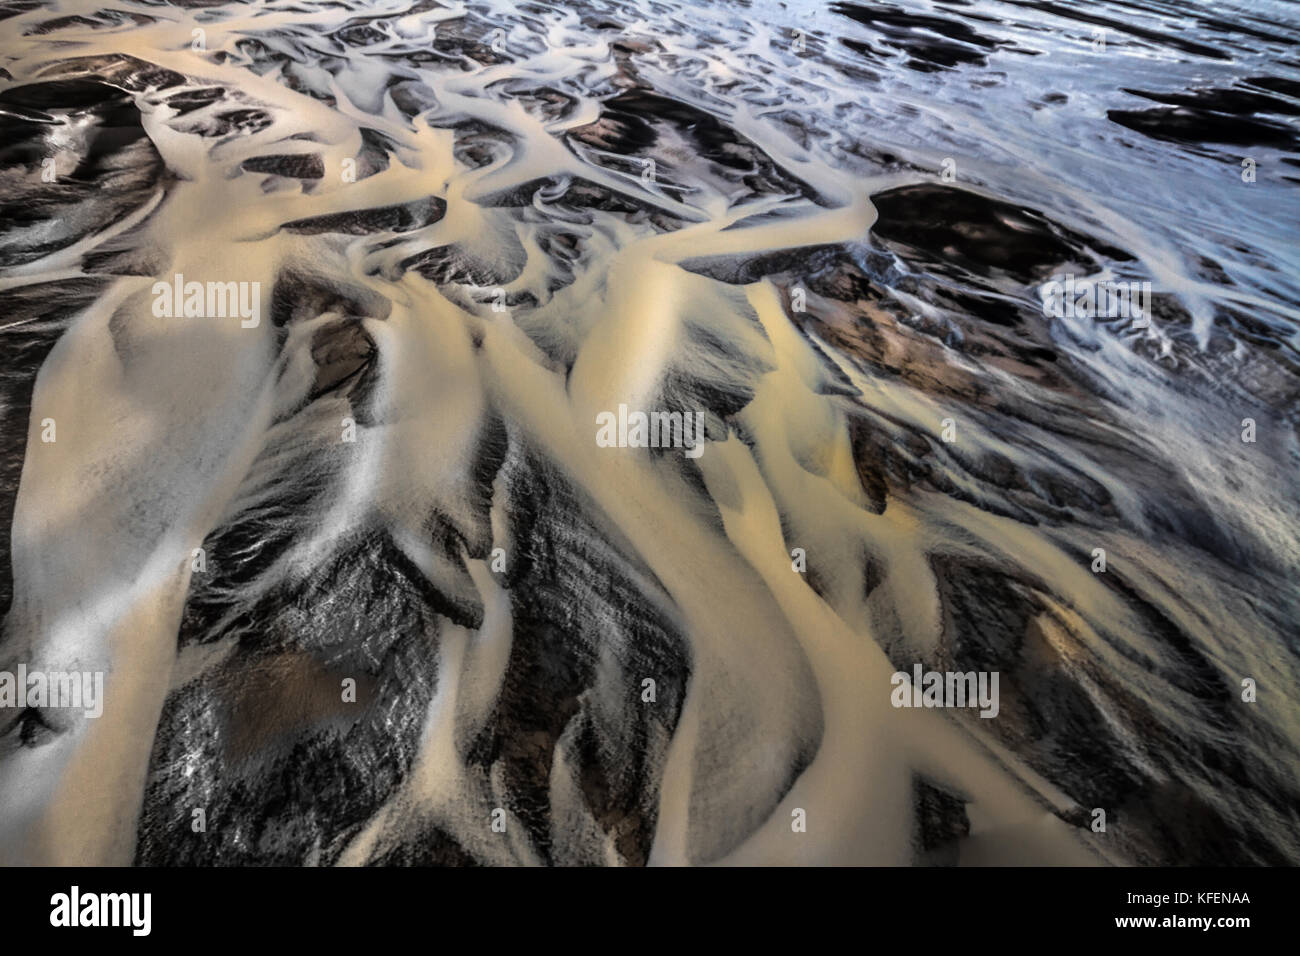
[0,0,1297,865]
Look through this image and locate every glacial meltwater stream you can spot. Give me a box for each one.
[0,0,1297,865]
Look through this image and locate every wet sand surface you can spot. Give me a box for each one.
[0,0,1297,865]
